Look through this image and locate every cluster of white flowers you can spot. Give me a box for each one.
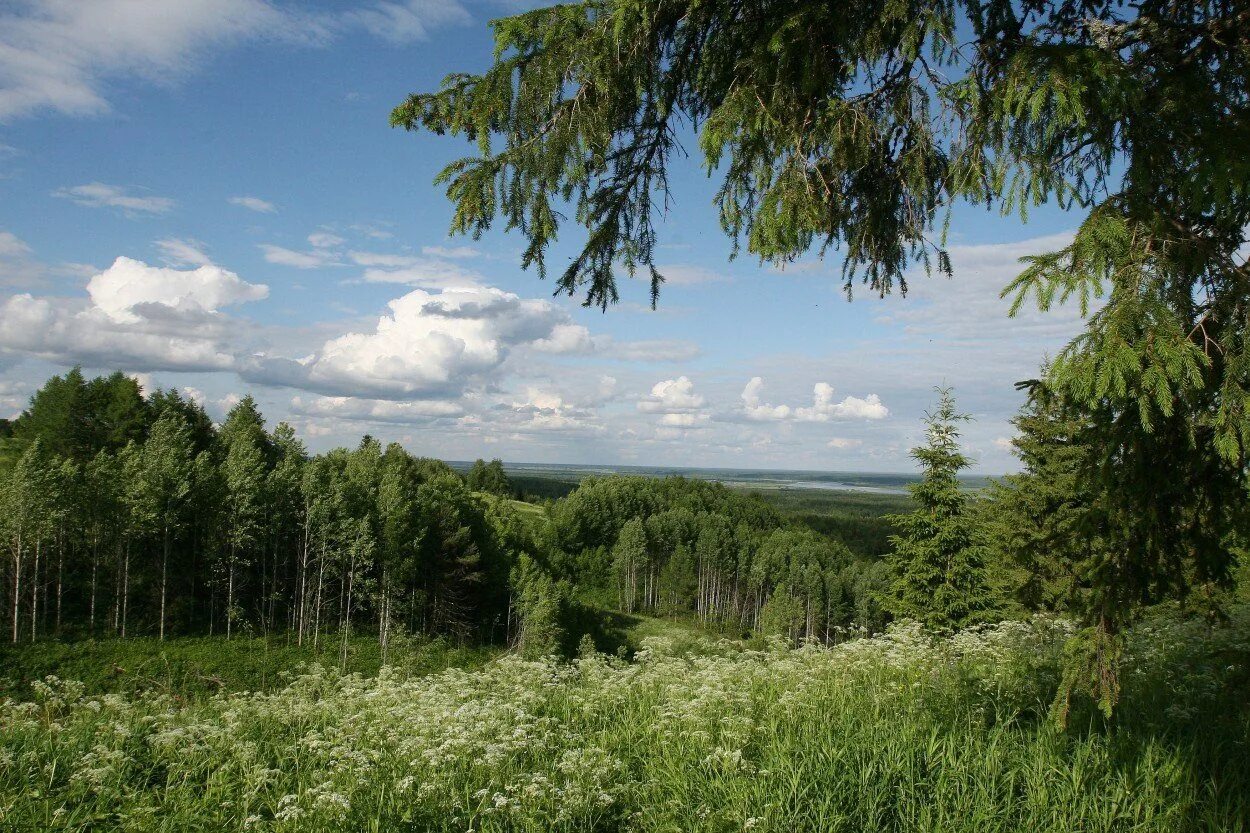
[1,608,1246,831]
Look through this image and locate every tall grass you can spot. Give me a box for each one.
[1,608,1246,832]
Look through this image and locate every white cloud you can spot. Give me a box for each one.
[422,245,481,259]
[229,195,277,213]
[251,286,589,400]
[0,231,31,258]
[740,377,888,422]
[826,437,863,449]
[350,252,485,289]
[598,337,701,362]
[155,238,211,267]
[659,264,729,285]
[259,244,340,269]
[0,0,470,121]
[993,436,1015,451]
[308,231,345,248]
[291,395,463,424]
[659,412,709,428]
[88,256,268,322]
[0,256,268,372]
[53,183,174,215]
[741,377,792,420]
[638,376,704,413]
[340,0,470,44]
[532,323,594,354]
[795,383,889,421]
[638,377,708,429]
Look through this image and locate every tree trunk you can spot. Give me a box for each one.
[159,525,170,640]
[10,530,22,644]
[30,539,40,643]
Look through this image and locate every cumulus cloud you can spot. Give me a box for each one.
[88,256,268,321]
[796,383,889,421]
[0,0,470,121]
[250,286,591,400]
[638,376,705,413]
[636,376,712,429]
[740,377,889,422]
[0,256,268,372]
[498,388,605,433]
[741,377,792,420]
[53,183,174,215]
[827,437,863,449]
[229,195,277,213]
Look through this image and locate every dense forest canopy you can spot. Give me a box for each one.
[0,368,895,655]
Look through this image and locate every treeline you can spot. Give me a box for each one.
[544,476,890,639]
[0,369,527,652]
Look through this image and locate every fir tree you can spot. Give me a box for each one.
[886,389,992,630]
[398,0,1250,676]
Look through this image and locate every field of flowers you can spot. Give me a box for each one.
[2,608,1247,832]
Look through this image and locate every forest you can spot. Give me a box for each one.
[3,0,1250,827]
[0,368,901,660]
[1,372,1247,831]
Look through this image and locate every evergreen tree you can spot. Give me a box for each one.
[397,0,1250,676]
[886,389,992,630]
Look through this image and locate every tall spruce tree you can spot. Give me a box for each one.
[397,0,1250,700]
[887,389,992,630]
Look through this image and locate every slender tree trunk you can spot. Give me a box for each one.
[160,522,170,637]
[121,542,130,638]
[30,539,40,643]
[89,532,99,636]
[340,549,356,673]
[312,542,325,651]
[10,531,21,644]
[55,534,64,637]
[226,548,235,640]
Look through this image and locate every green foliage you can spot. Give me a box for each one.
[3,609,1247,831]
[509,553,569,658]
[398,0,1250,658]
[466,458,514,497]
[887,389,993,629]
[0,635,497,701]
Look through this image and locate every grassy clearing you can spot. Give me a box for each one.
[2,607,1246,832]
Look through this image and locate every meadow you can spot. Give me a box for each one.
[2,606,1247,832]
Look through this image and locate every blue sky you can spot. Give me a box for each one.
[0,0,1091,473]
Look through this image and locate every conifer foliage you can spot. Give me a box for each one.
[397,0,1250,695]
[887,388,991,629]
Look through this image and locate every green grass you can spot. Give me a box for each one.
[2,607,1246,832]
[0,634,498,701]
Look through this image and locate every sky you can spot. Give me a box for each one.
[0,0,1093,474]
